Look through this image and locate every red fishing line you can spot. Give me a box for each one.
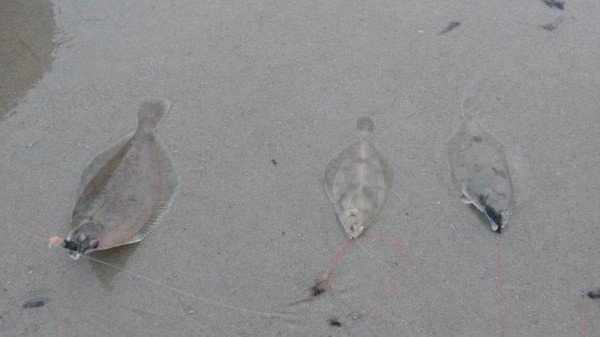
[495,235,506,337]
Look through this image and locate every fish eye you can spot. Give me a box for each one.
[89,239,99,249]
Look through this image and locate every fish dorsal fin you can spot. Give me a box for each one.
[129,136,180,243]
[460,95,484,121]
[137,98,171,134]
[77,133,134,196]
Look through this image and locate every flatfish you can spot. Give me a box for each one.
[50,99,179,259]
[447,115,513,233]
[323,116,392,239]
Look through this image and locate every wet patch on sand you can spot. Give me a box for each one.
[0,0,57,121]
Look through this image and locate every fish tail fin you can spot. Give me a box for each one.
[461,110,479,121]
[460,94,484,121]
[357,116,374,141]
[137,98,171,133]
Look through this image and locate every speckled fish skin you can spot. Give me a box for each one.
[323,117,392,239]
[64,99,179,259]
[447,115,513,233]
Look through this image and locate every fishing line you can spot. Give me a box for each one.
[322,238,352,281]
[495,235,506,337]
[355,234,411,319]
[0,217,292,320]
[352,185,412,318]
[312,229,411,319]
[0,218,52,239]
[80,255,285,318]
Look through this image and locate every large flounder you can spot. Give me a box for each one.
[323,117,392,239]
[447,114,513,233]
[50,99,179,259]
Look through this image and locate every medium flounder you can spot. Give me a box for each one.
[323,117,392,239]
[447,114,513,233]
[50,99,179,259]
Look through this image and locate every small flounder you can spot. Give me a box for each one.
[50,99,179,259]
[323,117,392,239]
[447,114,513,233]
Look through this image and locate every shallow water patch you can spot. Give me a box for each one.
[0,0,57,121]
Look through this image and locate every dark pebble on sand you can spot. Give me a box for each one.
[328,318,342,327]
[540,0,564,9]
[439,21,460,35]
[23,300,45,308]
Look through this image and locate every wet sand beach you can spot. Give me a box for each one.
[1,1,599,336]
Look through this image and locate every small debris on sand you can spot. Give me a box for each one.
[540,0,564,10]
[439,21,461,35]
[23,300,45,308]
[587,290,600,299]
[328,317,342,327]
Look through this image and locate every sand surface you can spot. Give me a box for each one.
[1,1,599,336]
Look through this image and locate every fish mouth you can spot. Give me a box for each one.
[62,231,100,258]
[484,205,505,234]
[50,236,91,259]
[343,223,364,239]
[61,238,86,259]
[61,236,99,259]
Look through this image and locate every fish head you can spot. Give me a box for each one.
[484,205,509,233]
[346,223,364,239]
[63,232,100,260]
[64,223,101,259]
[339,211,365,239]
[337,187,367,239]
